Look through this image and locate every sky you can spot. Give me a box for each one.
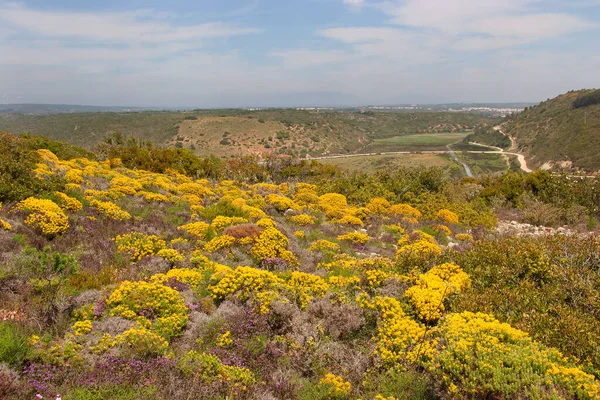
[0,0,599,107]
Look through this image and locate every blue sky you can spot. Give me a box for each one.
[0,0,599,107]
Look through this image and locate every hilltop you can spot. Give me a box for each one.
[503,89,600,171]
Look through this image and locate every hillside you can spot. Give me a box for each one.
[503,89,600,171]
[0,109,491,158]
[1,132,600,399]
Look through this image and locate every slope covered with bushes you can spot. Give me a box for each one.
[1,132,600,399]
[504,89,600,170]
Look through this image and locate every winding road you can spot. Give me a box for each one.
[305,126,532,175]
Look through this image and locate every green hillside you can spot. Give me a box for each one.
[0,109,490,158]
[504,89,600,171]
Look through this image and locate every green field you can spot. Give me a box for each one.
[320,153,452,173]
[364,132,469,152]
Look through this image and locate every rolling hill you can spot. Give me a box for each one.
[0,109,491,158]
[503,89,600,171]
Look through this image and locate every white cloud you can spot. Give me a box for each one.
[272,50,357,68]
[0,3,259,44]
[343,0,366,7]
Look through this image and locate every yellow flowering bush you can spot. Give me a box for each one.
[366,197,391,215]
[90,199,132,221]
[287,271,329,309]
[251,227,298,266]
[0,218,12,231]
[211,216,248,231]
[309,239,341,253]
[217,331,233,347]
[318,193,347,212]
[256,218,277,228]
[437,209,459,224]
[289,213,316,225]
[209,266,285,302]
[404,263,471,322]
[107,280,188,340]
[455,233,473,241]
[15,197,69,237]
[266,194,300,212]
[333,214,364,226]
[178,351,256,393]
[396,240,441,260]
[114,327,169,357]
[54,191,83,212]
[431,312,600,399]
[388,203,422,222]
[293,230,305,239]
[114,232,166,261]
[337,231,370,245]
[175,182,213,198]
[204,235,236,252]
[72,320,93,336]
[151,268,205,289]
[156,248,184,263]
[178,221,211,239]
[433,224,452,236]
[140,191,170,203]
[320,373,352,397]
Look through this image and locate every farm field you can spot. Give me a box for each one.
[320,153,452,173]
[363,132,469,153]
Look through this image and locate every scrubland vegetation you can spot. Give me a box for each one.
[504,89,600,171]
[1,130,600,399]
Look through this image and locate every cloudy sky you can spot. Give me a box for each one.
[0,0,599,107]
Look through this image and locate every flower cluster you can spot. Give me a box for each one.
[15,197,69,237]
[337,231,370,245]
[211,216,248,231]
[437,209,459,224]
[319,373,351,397]
[309,239,341,253]
[289,213,316,225]
[90,199,132,221]
[287,271,329,309]
[251,227,298,267]
[54,191,82,212]
[204,235,236,252]
[178,221,210,239]
[156,248,184,263]
[107,280,188,340]
[114,232,166,261]
[151,268,204,289]
[404,263,471,321]
[266,194,300,212]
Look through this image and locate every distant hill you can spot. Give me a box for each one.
[0,104,159,115]
[503,89,600,171]
[0,109,491,158]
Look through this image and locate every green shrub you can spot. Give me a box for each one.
[65,385,157,400]
[200,200,249,220]
[0,132,66,202]
[0,322,30,368]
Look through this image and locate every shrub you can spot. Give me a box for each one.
[15,197,69,237]
[113,232,166,261]
[200,200,248,220]
[0,322,30,368]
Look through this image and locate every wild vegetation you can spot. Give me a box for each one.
[504,89,600,171]
[1,130,600,399]
[0,109,491,159]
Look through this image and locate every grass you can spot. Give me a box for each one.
[458,152,508,175]
[320,153,451,173]
[364,132,469,152]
